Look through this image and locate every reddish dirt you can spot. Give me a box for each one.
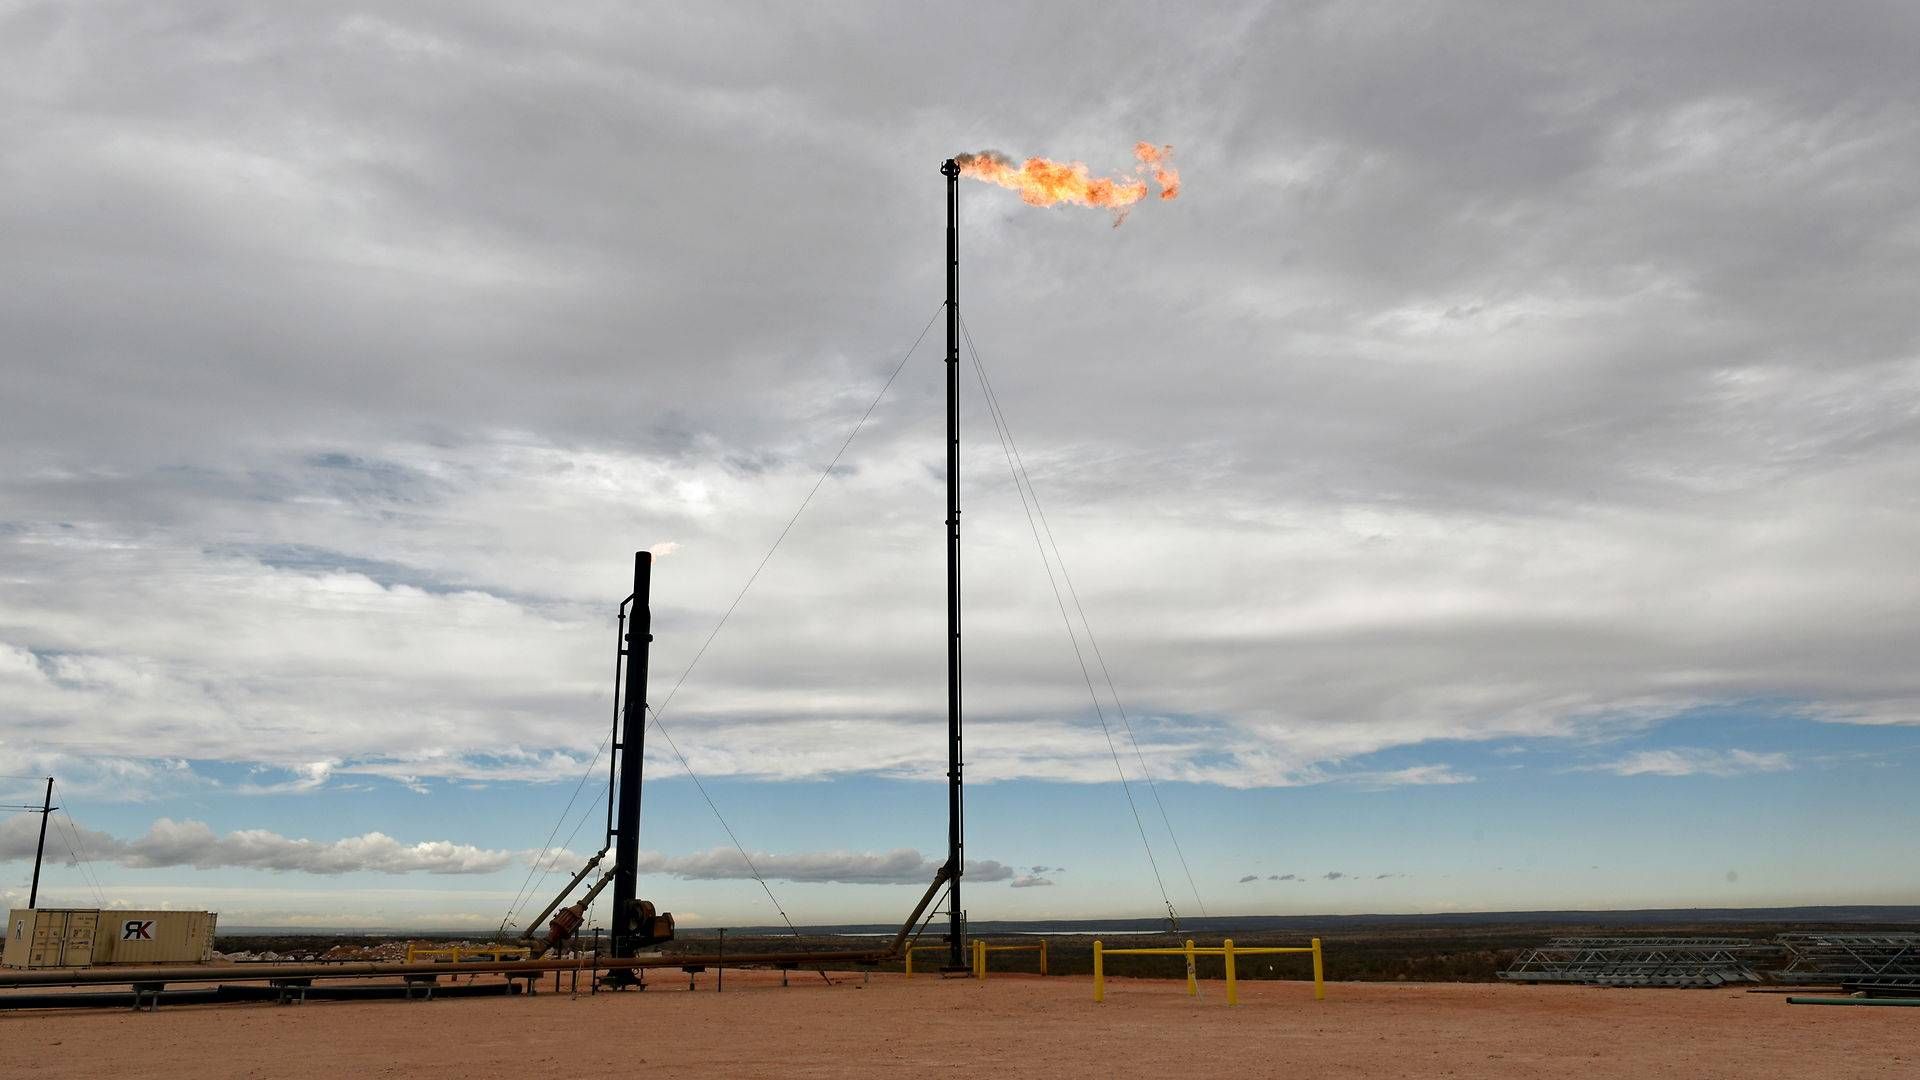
[3,972,1914,1078]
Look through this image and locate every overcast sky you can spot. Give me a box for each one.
[4,2,1918,928]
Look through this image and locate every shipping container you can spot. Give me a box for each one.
[4,909,99,968]
[93,910,217,965]
[4,908,215,968]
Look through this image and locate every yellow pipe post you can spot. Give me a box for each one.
[1039,939,1048,977]
[1223,938,1238,1007]
[1311,938,1325,1000]
[974,939,986,980]
[1093,940,1104,1002]
[905,948,914,978]
[1185,939,1198,996]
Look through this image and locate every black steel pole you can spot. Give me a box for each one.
[28,777,53,908]
[610,551,652,960]
[941,157,966,971]
[606,599,630,848]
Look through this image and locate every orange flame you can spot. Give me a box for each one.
[954,142,1180,225]
[1133,142,1180,201]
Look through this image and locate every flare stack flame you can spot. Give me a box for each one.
[954,142,1180,225]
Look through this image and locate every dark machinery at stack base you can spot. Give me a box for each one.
[519,546,962,979]
[518,551,679,982]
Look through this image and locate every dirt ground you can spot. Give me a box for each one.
[3,971,1914,1079]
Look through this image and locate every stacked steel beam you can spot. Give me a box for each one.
[1499,937,1783,987]
[1773,933,1920,991]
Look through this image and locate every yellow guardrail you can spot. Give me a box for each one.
[905,940,1051,978]
[403,944,533,964]
[1093,938,1323,1006]
[903,943,953,978]
[970,939,1048,978]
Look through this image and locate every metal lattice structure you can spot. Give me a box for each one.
[1499,937,1784,987]
[1773,933,1920,991]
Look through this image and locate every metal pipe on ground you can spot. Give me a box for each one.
[0,980,530,1011]
[1786,996,1920,1007]
[0,950,892,991]
[3,861,957,1000]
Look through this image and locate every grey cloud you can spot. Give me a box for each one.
[1323,872,1346,881]
[1268,874,1298,882]
[4,3,1919,805]
[212,544,480,598]
[634,847,1013,886]
[1009,874,1054,888]
[1237,874,1259,883]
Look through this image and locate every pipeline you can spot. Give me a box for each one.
[1786,996,1920,1007]
[0,950,893,992]
[2,866,953,997]
[0,982,521,1010]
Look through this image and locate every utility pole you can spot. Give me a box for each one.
[941,157,967,971]
[29,777,55,908]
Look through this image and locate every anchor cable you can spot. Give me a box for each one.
[962,314,1209,924]
[645,705,831,981]
[647,303,944,728]
[504,305,943,944]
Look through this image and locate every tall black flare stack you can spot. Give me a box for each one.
[610,550,652,959]
[941,157,968,971]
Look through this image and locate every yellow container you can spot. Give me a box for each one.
[92,910,217,965]
[4,909,100,968]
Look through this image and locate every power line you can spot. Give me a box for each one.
[50,811,106,908]
[961,314,1209,923]
[61,811,109,908]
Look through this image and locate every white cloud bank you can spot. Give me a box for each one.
[0,815,1010,885]
[0,815,516,876]
[1580,748,1792,778]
